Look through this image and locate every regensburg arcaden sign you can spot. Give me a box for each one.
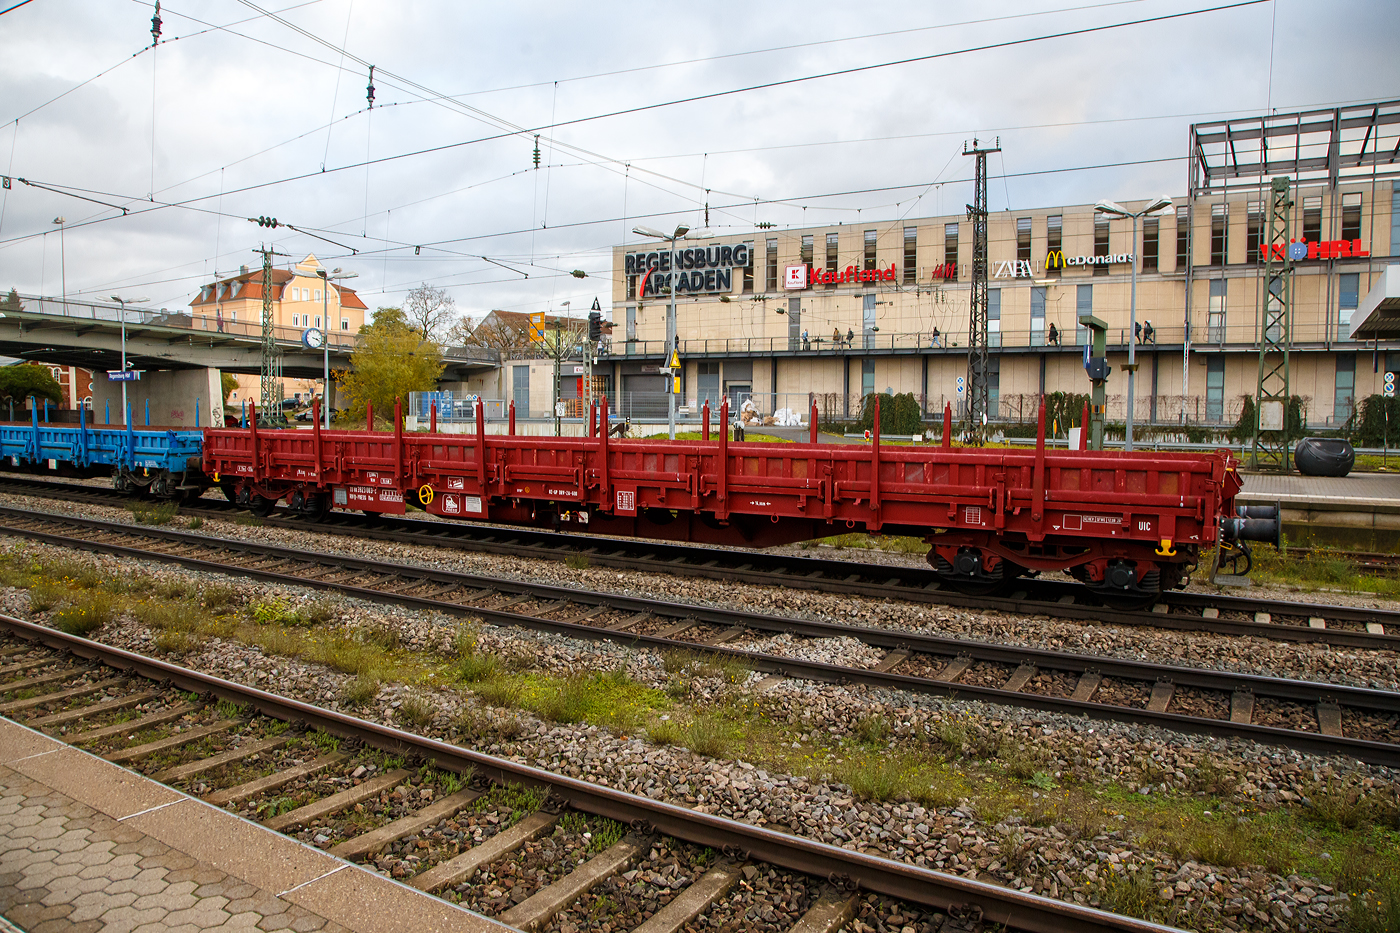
[625,244,751,297]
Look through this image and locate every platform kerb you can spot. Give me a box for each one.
[0,715,507,933]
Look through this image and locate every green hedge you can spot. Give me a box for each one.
[858,392,923,435]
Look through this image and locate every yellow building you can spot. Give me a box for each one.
[188,254,368,407]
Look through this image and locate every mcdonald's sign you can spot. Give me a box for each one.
[1045,250,1066,270]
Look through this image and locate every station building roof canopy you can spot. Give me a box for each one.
[1349,265,1400,340]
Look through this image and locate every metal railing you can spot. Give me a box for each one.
[7,293,499,365]
[609,325,1189,357]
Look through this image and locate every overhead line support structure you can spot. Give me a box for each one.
[963,137,1000,445]
[255,245,289,418]
[1251,176,1295,471]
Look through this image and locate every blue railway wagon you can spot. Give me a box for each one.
[0,406,208,499]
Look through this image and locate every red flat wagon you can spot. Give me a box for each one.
[203,398,1276,607]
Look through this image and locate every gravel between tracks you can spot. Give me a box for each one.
[2,489,1396,694]
[4,534,1397,933]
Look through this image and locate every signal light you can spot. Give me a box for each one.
[588,311,601,342]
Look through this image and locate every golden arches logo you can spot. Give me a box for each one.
[1045,249,1065,270]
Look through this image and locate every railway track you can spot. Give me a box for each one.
[1,474,1398,651]
[1,504,1398,767]
[0,618,1185,933]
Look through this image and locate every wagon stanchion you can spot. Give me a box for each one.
[430,402,437,434]
[809,400,818,444]
[702,400,710,441]
[508,400,516,435]
[942,402,952,448]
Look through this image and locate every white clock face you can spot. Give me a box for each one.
[303,327,325,349]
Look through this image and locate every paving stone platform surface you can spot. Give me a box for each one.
[0,716,507,933]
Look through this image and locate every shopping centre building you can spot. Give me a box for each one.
[600,100,1400,431]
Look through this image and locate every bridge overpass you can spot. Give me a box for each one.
[0,294,499,381]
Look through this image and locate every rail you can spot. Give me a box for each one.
[0,615,1186,933]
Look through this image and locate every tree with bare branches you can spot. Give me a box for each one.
[403,283,458,342]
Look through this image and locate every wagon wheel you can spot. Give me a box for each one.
[248,494,277,518]
[1216,542,1252,577]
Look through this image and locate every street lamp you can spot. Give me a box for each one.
[317,268,357,428]
[52,218,66,316]
[631,223,690,439]
[1093,196,1172,452]
[109,295,148,426]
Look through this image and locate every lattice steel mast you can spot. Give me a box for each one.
[254,245,287,417]
[963,137,1000,444]
[1250,176,1294,470]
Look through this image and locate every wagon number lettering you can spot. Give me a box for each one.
[1138,521,1152,531]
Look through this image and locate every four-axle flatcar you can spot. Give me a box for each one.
[199,396,1277,607]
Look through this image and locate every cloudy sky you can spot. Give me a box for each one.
[1,0,1396,324]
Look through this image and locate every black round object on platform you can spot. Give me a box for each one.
[1294,437,1355,477]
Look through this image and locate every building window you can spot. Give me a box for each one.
[314,289,322,302]
[1246,201,1263,264]
[801,234,813,265]
[1335,354,1356,424]
[1339,272,1360,337]
[315,316,322,328]
[1176,206,1189,271]
[742,240,754,293]
[861,359,875,398]
[1030,286,1046,346]
[825,232,838,289]
[1076,284,1092,345]
[1046,215,1062,277]
[863,229,877,271]
[1392,182,1400,256]
[1094,214,1110,276]
[230,311,237,324]
[944,223,959,279]
[765,238,778,292]
[1210,203,1227,266]
[1303,196,1322,243]
[1342,192,1362,242]
[903,226,917,284]
[626,275,636,300]
[1016,217,1031,263]
[513,365,530,417]
[340,317,348,330]
[988,357,1000,420]
[1206,356,1225,422]
[1142,216,1159,273]
[987,288,1001,348]
[1208,279,1227,343]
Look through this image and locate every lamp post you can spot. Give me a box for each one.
[52,218,66,316]
[1093,197,1172,452]
[109,295,148,426]
[317,268,356,428]
[631,223,690,439]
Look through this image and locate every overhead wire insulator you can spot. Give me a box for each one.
[532,135,541,169]
[366,65,376,109]
[151,0,162,46]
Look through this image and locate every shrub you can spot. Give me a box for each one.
[396,693,436,728]
[341,674,381,706]
[129,501,179,526]
[52,594,114,635]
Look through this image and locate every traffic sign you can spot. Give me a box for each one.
[529,312,546,342]
[668,349,681,369]
[1388,372,1396,397]
[956,376,965,396]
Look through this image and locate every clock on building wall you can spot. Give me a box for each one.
[302,327,325,350]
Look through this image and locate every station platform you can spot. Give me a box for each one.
[1237,471,1400,550]
[0,717,506,933]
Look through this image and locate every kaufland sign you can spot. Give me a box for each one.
[784,263,898,289]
